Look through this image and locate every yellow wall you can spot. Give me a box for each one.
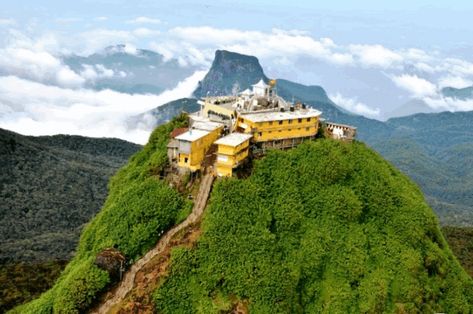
[177,127,222,171]
[237,115,319,142]
[215,138,250,177]
[216,165,233,177]
[217,149,249,167]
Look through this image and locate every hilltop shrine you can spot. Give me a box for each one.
[168,79,356,177]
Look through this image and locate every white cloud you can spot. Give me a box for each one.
[95,16,108,21]
[329,93,380,117]
[132,27,161,38]
[3,24,473,122]
[79,64,115,81]
[0,18,15,26]
[0,70,207,144]
[349,44,403,68]
[160,27,354,67]
[0,47,84,87]
[126,17,161,25]
[443,58,473,77]
[391,74,437,98]
[76,29,135,54]
[423,96,473,112]
[438,76,473,89]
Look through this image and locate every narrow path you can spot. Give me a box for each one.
[91,172,215,314]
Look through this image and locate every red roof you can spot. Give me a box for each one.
[170,127,188,138]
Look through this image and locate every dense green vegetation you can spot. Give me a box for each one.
[372,111,473,226]
[0,260,67,313]
[10,115,192,314]
[0,129,141,263]
[154,140,473,313]
[442,226,473,278]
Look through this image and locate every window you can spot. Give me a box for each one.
[184,157,189,163]
[279,120,283,125]
[258,132,263,137]
[307,118,311,122]
[306,127,310,131]
[288,119,293,124]
[298,118,302,123]
[269,121,273,125]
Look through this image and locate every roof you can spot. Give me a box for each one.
[252,79,269,89]
[175,129,210,142]
[192,120,224,131]
[241,108,322,123]
[214,132,253,147]
[170,127,188,138]
[325,121,357,130]
[240,88,252,95]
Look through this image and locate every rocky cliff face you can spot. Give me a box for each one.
[193,50,269,98]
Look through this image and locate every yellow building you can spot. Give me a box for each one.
[214,133,253,177]
[236,108,322,150]
[175,124,222,172]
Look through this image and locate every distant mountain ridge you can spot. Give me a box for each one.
[63,45,199,95]
[0,128,141,263]
[442,86,473,100]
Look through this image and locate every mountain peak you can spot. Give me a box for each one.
[193,50,268,98]
[102,44,141,56]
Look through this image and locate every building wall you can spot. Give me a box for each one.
[216,165,233,177]
[237,115,319,142]
[215,139,251,177]
[177,127,223,171]
[203,103,236,119]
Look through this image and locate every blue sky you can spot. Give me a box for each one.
[2,0,473,54]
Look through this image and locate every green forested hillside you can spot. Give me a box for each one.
[442,226,473,278]
[373,111,473,226]
[0,129,141,264]
[10,115,192,314]
[13,120,473,313]
[155,140,473,313]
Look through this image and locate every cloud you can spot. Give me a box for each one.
[3,24,473,122]
[349,44,403,68]
[0,18,15,26]
[79,64,115,81]
[0,70,207,144]
[391,74,437,98]
[95,16,108,21]
[438,76,473,89]
[0,46,85,87]
[423,96,473,112]
[132,28,161,38]
[329,93,380,117]
[126,17,161,25]
[159,27,354,67]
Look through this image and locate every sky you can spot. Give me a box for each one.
[1,0,473,143]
